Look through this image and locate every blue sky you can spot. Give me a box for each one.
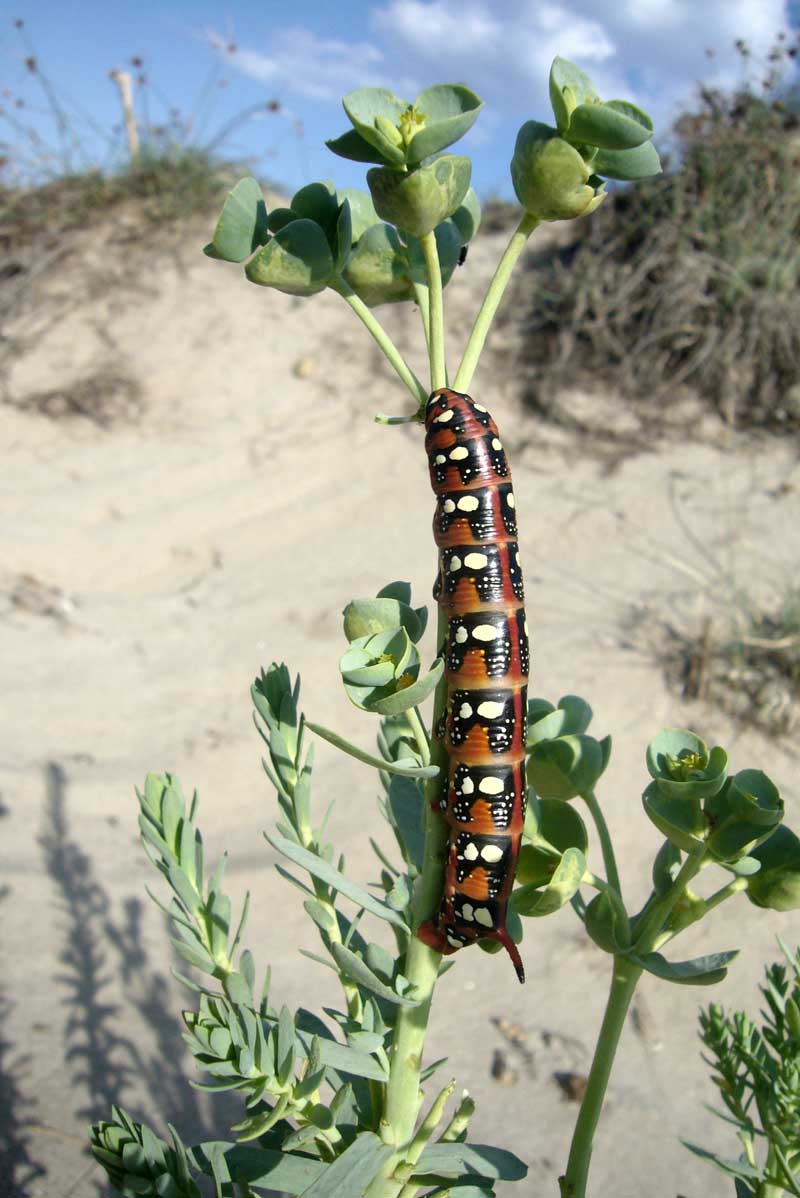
[2,1,798,198]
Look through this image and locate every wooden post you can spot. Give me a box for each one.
[109,69,140,160]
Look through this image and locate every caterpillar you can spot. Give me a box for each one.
[417,387,529,983]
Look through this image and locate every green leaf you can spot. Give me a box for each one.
[549,56,600,132]
[267,206,295,233]
[342,221,413,308]
[415,1142,528,1181]
[584,889,630,953]
[451,186,481,244]
[527,695,593,743]
[630,949,739,986]
[297,1032,388,1082]
[527,734,608,799]
[192,1142,325,1194]
[405,84,483,164]
[342,87,409,164]
[652,839,682,894]
[265,831,410,930]
[567,100,653,150]
[343,596,424,643]
[517,797,588,887]
[747,825,800,911]
[306,721,439,780]
[204,177,269,262]
[642,782,706,854]
[336,188,381,242]
[245,219,334,296]
[367,658,444,716]
[387,775,426,872]
[333,200,352,275]
[363,940,396,980]
[368,156,472,239]
[593,140,662,180]
[298,1130,395,1197]
[290,180,338,231]
[511,847,586,917]
[681,1141,761,1181]
[331,943,418,1006]
[327,127,398,167]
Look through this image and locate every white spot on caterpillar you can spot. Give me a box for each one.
[449,446,469,460]
[492,438,502,450]
[443,499,456,513]
[457,495,479,512]
[461,903,475,921]
[472,624,498,642]
[449,555,461,572]
[506,492,515,508]
[464,552,488,569]
[454,626,468,644]
[461,776,475,795]
[477,701,505,719]
[479,776,504,796]
[474,907,494,928]
[463,842,479,861]
[481,844,504,863]
[447,934,463,947]
[524,618,529,636]
[435,409,454,423]
[434,453,446,464]
[473,403,487,412]
[458,702,473,718]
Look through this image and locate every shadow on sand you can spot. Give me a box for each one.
[37,761,240,1194]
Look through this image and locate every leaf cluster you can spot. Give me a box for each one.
[94,656,528,1197]
[685,941,800,1195]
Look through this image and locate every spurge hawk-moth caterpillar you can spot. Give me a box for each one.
[417,388,529,983]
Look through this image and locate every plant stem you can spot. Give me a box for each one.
[453,211,539,393]
[366,611,451,1198]
[561,849,709,1196]
[412,281,431,356]
[331,277,428,407]
[580,790,622,899]
[406,706,431,766]
[559,955,642,1198]
[419,232,446,390]
[703,874,749,914]
[632,850,708,951]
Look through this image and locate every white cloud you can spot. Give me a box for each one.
[206,27,386,102]
[211,0,794,159]
[369,0,793,131]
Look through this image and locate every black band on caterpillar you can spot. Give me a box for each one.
[417,388,529,983]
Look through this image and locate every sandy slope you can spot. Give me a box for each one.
[1,208,799,1198]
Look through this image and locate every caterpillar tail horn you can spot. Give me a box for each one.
[416,920,525,985]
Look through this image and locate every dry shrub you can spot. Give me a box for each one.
[516,74,800,435]
[658,589,800,739]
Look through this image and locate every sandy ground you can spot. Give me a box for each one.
[2,206,799,1198]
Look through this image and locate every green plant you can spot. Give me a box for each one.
[515,35,800,436]
[89,56,798,1198]
[687,939,800,1196]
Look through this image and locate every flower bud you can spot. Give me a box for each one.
[746,826,800,911]
[510,122,604,221]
